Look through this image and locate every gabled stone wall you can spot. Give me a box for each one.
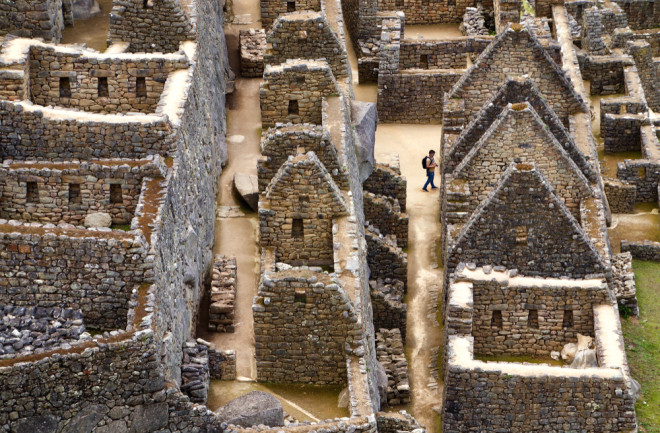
[260,60,341,127]
[109,0,195,53]
[253,270,362,384]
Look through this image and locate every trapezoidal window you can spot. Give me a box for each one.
[68,183,81,204]
[98,77,109,97]
[294,288,306,303]
[26,182,38,203]
[286,0,296,12]
[136,77,147,98]
[395,0,404,7]
[288,99,299,115]
[528,309,539,329]
[491,310,502,329]
[562,310,574,328]
[419,54,429,69]
[59,77,71,98]
[292,218,304,239]
[516,226,528,246]
[109,184,123,204]
[638,167,646,179]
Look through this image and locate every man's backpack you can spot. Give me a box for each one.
[422,157,428,169]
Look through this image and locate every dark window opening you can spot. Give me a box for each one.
[562,310,574,328]
[288,99,299,115]
[26,182,38,203]
[136,77,147,98]
[447,0,455,6]
[98,77,109,97]
[292,218,304,238]
[110,184,123,204]
[395,0,404,7]
[528,309,539,329]
[419,54,428,69]
[516,226,528,246]
[299,195,309,203]
[59,77,71,98]
[69,183,81,204]
[287,0,296,12]
[491,310,502,329]
[295,75,306,84]
[638,167,646,178]
[294,289,306,303]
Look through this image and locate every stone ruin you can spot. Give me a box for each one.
[0,0,658,429]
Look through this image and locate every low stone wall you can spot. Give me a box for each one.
[629,40,660,111]
[611,0,660,30]
[602,112,645,153]
[461,7,489,36]
[370,279,406,340]
[363,192,408,249]
[0,100,174,160]
[0,0,64,42]
[26,44,189,114]
[442,335,638,432]
[398,38,491,70]
[109,0,195,53]
[612,252,639,315]
[181,341,210,404]
[0,159,164,225]
[253,270,362,384]
[376,328,410,406]
[0,222,150,330]
[261,0,321,29]
[621,239,660,261]
[208,255,237,333]
[604,177,636,213]
[582,55,630,95]
[365,225,408,287]
[363,163,407,212]
[377,0,474,24]
[240,29,266,78]
[0,305,87,360]
[616,158,660,202]
[209,347,236,380]
[376,412,423,433]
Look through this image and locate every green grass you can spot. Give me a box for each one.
[110,224,132,231]
[622,260,660,432]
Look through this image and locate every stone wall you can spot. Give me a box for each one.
[0,223,150,330]
[0,159,164,225]
[442,335,638,432]
[363,192,408,249]
[628,40,660,111]
[0,0,64,42]
[398,38,491,70]
[611,0,660,30]
[260,152,349,266]
[180,341,209,403]
[582,55,631,95]
[0,100,175,160]
[612,252,638,315]
[378,0,476,24]
[208,255,237,333]
[370,279,406,340]
[604,177,636,213]
[582,7,610,54]
[260,60,341,127]
[465,275,610,356]
[26,44,189,114]
[363,163,407,212]
[616,155,660,202]
[494,0,521,32]
[621,239,660,260]
[253,270,362,384]
[109,0,195,53]
[240,29,266,78]
[365,225,407,286]
[258,124,348,192]
[375,328,410,406]
[602,112,645,153]
[264,12,350,80]
[209,347,237,380]
[261,0,322,30]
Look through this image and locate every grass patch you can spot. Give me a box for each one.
[623,260,660,432]
[111,224,132,231]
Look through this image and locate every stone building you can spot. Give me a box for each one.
[0,0,67,42]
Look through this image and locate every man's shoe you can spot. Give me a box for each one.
[422,188,428,192]
[431,186,438,189]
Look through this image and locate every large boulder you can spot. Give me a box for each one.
[13,416,58,433]
[73,0,101,20]
[128,403,168,433]
[233,173,259,212]
[84,212,112,228]
[215,391,284,428]
[351,101,378,183]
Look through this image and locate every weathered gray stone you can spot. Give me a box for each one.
[233,173,259,212]
[84,212,112,228]
[63,405,107,433]
[351,101,377,182]
[97,420,128,433]
[215,391,284,428]
[72,0,101,20]
[13,415,58,433]
[128,403,168,433]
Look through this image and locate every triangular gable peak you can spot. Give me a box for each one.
[451,102,593,218]
[449,163,605,280]
[445,77,596,182]
[265,151,349,216]
[446,24,586,122]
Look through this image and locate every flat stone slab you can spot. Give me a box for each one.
[216,206,245,218]
[84,212,112,228]
[351,101,378,182]
[215,391,284,428]
[233,173,259,212]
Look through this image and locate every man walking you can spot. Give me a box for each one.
[422,150,437,192]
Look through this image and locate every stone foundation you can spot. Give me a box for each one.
[376,328,410,406]
[240,29,266,78]
[208,255,237,333]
